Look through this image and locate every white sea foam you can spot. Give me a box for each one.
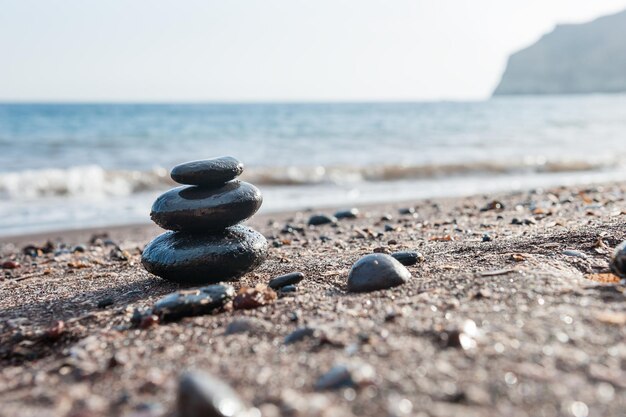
[0,158,619,201]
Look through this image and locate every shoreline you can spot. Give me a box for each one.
[1,181,626,417]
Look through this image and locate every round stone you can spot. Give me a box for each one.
[150,181,262,232]
[347,253,411,293]
[141,225,268,284]
[390,251,424,266]
[308,214,337,226]
[170,156,244,186]
[610,241,626,279]
[268,271,304,289]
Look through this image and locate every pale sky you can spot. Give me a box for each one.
[1,0,626,102]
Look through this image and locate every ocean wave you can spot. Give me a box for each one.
[0,159,618,200]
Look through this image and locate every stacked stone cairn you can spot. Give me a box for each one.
[141,156,267,284]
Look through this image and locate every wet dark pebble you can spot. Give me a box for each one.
[384,224,396,232]
[178,371,247,417]
[152,284,235,321]
[380,214,393,221]
[398,207,415,215]
[480,200,505,212]
[610,241,626,279]
[308,214,337,226]
[347,253,411,293]
[150,181,262,232]
[141,225,267,284]
[284,327,316,344]
[390,251,423,266]
[72,245,87,253]
[334,208,359,219]
[314,365,354,390]
[97,297,115,308]
[170,156,243,186]
[279,284,297,294]
[482,233,492,242]
[511,217,535,226]
[268,271,304,289]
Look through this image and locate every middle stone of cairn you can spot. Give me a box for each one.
[141,156,268,284]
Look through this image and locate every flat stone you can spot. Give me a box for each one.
[308,214,337,226]
[153,284,235,321]
[347,253,411,293]
[170,156,243,186]
[610,241,626,279]
[150,181,262,232]
[334,208,359,219]
[178,371,247,417]
[141,225,267,284]
[390,251,423,266]
[268,272,304,289]
[284,327,316,344]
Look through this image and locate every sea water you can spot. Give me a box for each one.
[1,95,626,236]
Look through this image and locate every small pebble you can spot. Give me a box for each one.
[232,284,277,310]
[268,272,305,289]
[480,200,505,212]
[178,371,247,417]
[308,214,337,226]
[284,327,316,344]
[390,251,423,266]
[610,241,626,279]
[153,285,235,321]
[334,208,359,219]
[398,207,415,215]
[72,245,87,253]
[97,297,115,308]
[314,365,354,390]
[482,233,492,242]
[1,260,20,269]
[347,253,411,293]
[563,249,587,259]
[279,284,297,294]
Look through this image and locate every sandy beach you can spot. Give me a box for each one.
[1,182,626,417]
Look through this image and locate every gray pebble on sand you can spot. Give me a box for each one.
[178,371,247,417]
[268,271,304,289]
[347,253,411,292]
[610,241,626,278]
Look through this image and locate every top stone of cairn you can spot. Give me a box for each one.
[170,156,244,186]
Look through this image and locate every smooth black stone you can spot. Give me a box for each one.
[334,208,359,219]
[308,214,337,226]
[314,365,355,390]
[268,272,304,289]
[153,284,235,320]
[347,253,411,293]
[279,284,297,294]
[141,225,268,284]
[170,156,243,186]
[390,251,423,266]
[610,241,626,279]
[178,371,246,417]
[150,181,262,232]
[398,207,415,215]
[284,327,316,344]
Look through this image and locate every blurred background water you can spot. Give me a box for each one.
[1,95,625,236]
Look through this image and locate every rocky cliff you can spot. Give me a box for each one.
[493,9,626,95]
